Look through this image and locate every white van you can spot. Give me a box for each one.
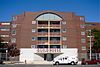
[53,56,78,65]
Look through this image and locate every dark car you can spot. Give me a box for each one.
[81,59,100,65]
[95,60,100,64]
[85,59,97,65]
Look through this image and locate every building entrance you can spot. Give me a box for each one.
[44,54,54,61]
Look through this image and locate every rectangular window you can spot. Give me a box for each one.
[12,16,17,21]
[12,30,16,35]
[32,37,36,41]
[32,21,36,24]
[81,38,86,43]
[1,23,10,25]
[82,46,86,50]
[62,37,67,41]
[50,29,60,32]
[62,29,67,33]
[81,32,85,35]
[0,29,10,31]
[62,21,66,24]
[38,21,48,24]
[62,45,67,48]
[50,21,60,24]
[38,37,48,40]
[37,45,48,48]
[50,37,60,40]
[0,35,9,37]
[31,45,36,48]
[80,24,85,28]
[11,38,16,43]
[38,29,48,32]
[50,45,60,48]
[12,24,17,28]
[32,29,36,32]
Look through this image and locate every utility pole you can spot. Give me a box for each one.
[87,30,93,60]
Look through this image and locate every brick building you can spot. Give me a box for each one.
[0,10,100,61]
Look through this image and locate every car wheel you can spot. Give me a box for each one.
[55,62,59,65]
[97,62,99,64]
[71,61,75,65]
[86,62,88,65]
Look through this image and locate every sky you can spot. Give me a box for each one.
[0,0,100,22]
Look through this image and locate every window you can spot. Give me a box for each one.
[50,21,60,24]
[32,21,36,24]
[62,37,67,41]
[50,37,60,40]
[81,32,85,35]
[12,16,17,21]
[50,29,60,32]
[80,24,85,28]
[32,29,36,32]
[32,37,36,41]
[50,45,60,48]
[1,23,10,25]
[38,29,48,32]
[62,21,66,24]
[62,29,67,33]
[82,46,86,50]
[38,21,48,24]
[12,30,16,35]
[37,45,48,48]
[38,37,48,40]
[0,28,10,31]
[36,13,62,21]
[80,17,84,21]
[12,24,17,28]
[62,45,67,48]
[31,45,36,48]
[81,38,86,43]
[0,35,9,37]
[11,38,16,43]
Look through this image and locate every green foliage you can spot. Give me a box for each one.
[92,29,100,52]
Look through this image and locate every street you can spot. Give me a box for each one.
[0,64,100,67]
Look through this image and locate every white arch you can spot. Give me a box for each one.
[36,13,62,21]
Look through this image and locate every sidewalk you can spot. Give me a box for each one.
[4,61,82,64]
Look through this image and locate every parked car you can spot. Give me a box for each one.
[53,56,78,65]
[81,59,100,65]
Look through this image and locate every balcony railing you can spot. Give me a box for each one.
[37,48,61,53]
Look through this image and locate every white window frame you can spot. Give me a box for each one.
[81,31,85,35]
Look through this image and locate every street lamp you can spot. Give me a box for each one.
[87,30,93,60]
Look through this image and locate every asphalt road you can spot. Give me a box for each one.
[0,64,100,67]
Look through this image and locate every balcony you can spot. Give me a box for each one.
[50,32,60,36]
[50,41,60,44]
[38,32,48,36]
[50,24,60,28]
[37,48,61,53]
[38,40,48,45]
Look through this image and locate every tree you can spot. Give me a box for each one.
[92,29,100,53]
[8,44,20,57]
[0,36,20,57]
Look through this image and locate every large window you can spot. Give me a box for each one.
[38,29,48,32]
[36,13,62,21]
[50,29,60,32]
[38,21,48,24]
[50,37,60,40]
[37,45,48,48]
[38,37,48,40]
[50,45,60,48]
[50,21,60,24]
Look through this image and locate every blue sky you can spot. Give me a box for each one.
[0,0,100,22]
